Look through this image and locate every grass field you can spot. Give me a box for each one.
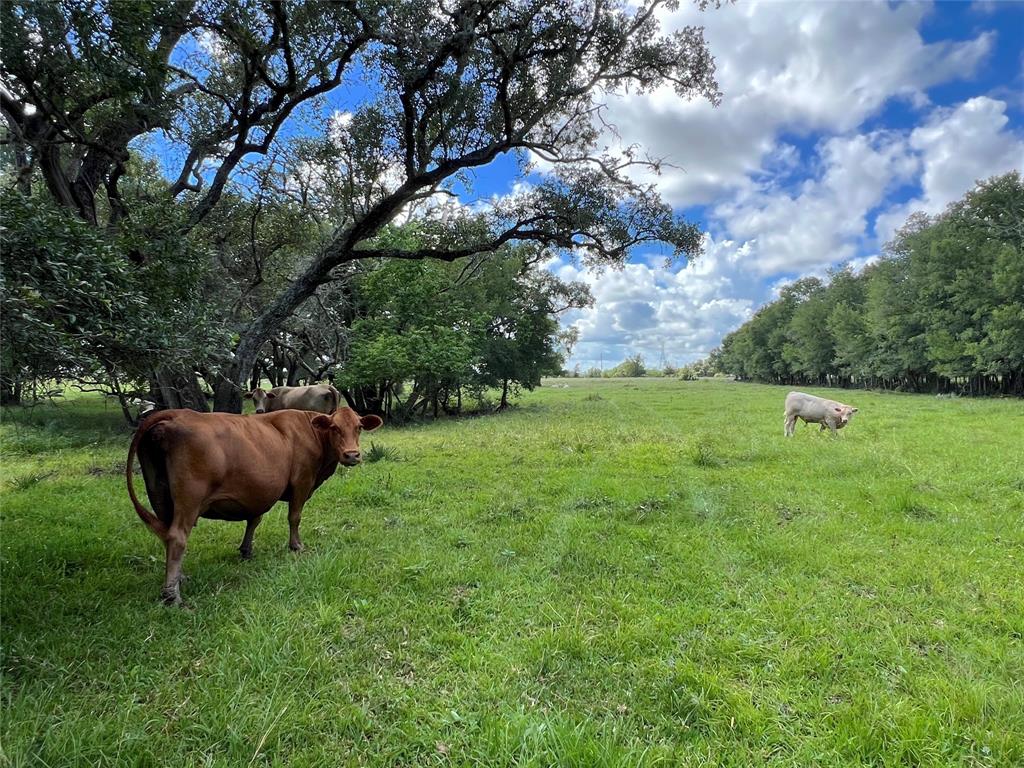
[2,379,1022,767]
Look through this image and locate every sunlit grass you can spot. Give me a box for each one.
[2,379,1022,766]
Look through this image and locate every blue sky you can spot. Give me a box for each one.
[527,0,1024,371]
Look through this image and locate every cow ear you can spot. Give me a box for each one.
[361,414,383,431]
[311,414,333,431]
[244,391,253,399]
[851,407,859,413]
[266,392,276,399]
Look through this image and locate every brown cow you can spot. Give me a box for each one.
[126,407,382,604]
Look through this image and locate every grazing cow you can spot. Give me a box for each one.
[784,391,858,436]
[126,407,382,604]
[245,383,340,414]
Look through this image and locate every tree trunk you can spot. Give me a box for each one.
[0,372,22,405]
[339,388,359,410]
[210,199,432,412]
[154,366,209,411]
[213,330,272,412]
[249,363,262,392]
[400,384,423,422]
[212,364,247,413]
[105,368,138,426]
[498,379,510,410]
[12,141,32,197]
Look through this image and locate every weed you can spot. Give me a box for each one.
[689,439,722,468]
[481,499,535,524]
[5,471,55,491]
[363,441,401,463]
[570,495,612,511]
[893,493,938,520]
[632,496,673,523]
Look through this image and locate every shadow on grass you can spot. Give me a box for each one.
[2,399,132,457]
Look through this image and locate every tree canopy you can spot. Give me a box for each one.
[712,172,1024,396]
[1,0,720,413]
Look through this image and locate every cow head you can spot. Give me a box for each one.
[312,408,383,466]
[244,388,276,413]
[833,405,858,427]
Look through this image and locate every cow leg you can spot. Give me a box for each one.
[239,515,263,560]
[784,414,796,436]
[287,498,306,552]
[161,518,195,605]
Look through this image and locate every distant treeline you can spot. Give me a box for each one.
[711,172,1023,396]
[564,354,729,380]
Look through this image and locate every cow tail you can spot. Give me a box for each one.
[126,413,171,541]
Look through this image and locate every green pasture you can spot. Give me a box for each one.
[2,379,1022,766]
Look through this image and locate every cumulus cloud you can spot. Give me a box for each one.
[713,130,918,274]
[874,97,1024,243]
[556,236,758,369]
[605,0,993,206]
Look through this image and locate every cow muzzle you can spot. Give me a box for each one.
[342,450,361,465]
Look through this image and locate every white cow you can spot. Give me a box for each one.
[784,391,858,436]
[245,383,341,414]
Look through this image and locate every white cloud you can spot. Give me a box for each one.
[874,96,1024,244]
[911,97,1022,207]
[712,130,918,274]
[604,0,994,206]
[969,1,999,14]
[556,235,758,369]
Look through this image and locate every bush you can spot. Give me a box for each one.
[677,365,698,381]
[605,354,646,378]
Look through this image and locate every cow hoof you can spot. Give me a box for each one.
[240,548,253,560]
[289,542,304,553]
[160,589,182,606]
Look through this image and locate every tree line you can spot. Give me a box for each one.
[711,172,1023,396]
